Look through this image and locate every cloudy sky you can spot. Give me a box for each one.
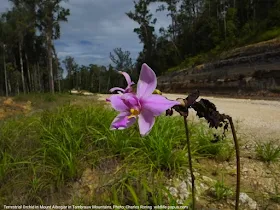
[0,0,170,68]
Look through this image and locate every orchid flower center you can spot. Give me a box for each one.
[128,108,140,119]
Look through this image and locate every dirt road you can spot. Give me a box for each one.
[98,93,280,143]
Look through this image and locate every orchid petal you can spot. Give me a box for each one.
[138,108,155,136]
[124,85,134,93]
[110,112,136,130]
[141,95,180,116]
[120,71,133,86]
[109,94,128,111]
[137,63,157,98]
[109,87,125,93]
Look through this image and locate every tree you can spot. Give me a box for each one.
[52,45,63,92]
[157,0,180,41]
[0,0,71,96]
[3,5,33,94]
[79,65,90,90]
[126,0,157,73]
[109,48,134,72]
[62,56,78,90]
[37,0,70,93]
[1,44,8,97]
[0,18,8,96]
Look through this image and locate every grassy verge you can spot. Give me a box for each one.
[0,94,279,208]
[0,96,235,206]
[13,92,97,109]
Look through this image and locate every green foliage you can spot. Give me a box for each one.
[60,56,137,93]
[255,141,280,162]
[62,56,79,90]
[168,54,208,72]
[127,0,280,75]
[0,96,238,204]
[110,172,180,206]
[190,122,234,161]
[270,185,280,203]
[211,177,233,200]
[251,28,280,43]
[0,0,70,95]
[13,93,73,109]
[129,116,188,172]
[109,48,134,72]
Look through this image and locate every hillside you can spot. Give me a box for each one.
[157,38,280,99]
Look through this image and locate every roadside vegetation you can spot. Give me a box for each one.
[255,141,280,163]
[0,94,279,209]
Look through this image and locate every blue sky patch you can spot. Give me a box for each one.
[79,40,93,46]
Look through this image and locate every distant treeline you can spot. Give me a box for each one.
[61,51,137,93]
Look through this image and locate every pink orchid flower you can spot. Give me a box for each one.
[107,63,180,136]
[109,71,135,94]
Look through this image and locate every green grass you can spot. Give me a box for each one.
[211,176,233,201]
[14,92,64,103]
[109,171,179,207]
[12,92,97,110]
[0,96,238,206]
[255,141,280,163]
[189,122,234,161]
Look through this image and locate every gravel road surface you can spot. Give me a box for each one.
[98,93,280,143]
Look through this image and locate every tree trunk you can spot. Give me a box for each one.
[3,46,8,97]
[98,71,101,93]
[47,31,54,93]
[224,15,227,39]
[76,72,79,90]
[33,64,37,92]
[25,52,32,92]
[8,79,11,95]
[52,46,61,92]
[107,71,111,92]
[79,71,81,90]
[37,62,42,92]
[19,43,26,94]
[223,3,227,39]
[58,80,61,93]
[16,79,20,95]
[91,73,94,91]
[31,71,34,92]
